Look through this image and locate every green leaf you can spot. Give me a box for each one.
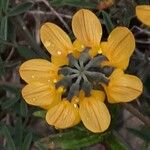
[22,133,33,150]
[20,100,28,117]
[8,2,33,17]
[138,0,150,5]
[107,134,128,150]
[51,0,97,8]
[127,127,150,142]
[110,1,135,26]
[33,110,46,118]
[1,95,20,109]
[0,145,8,150]
[14,118,23,149]
[0,16,8,40]
[0,125,16,150]
[36,127,110,149]
[0,0,9,14]
[16,46,38,59]
[102,11,114,33]
[36,142,47,150]
[0,56,5,76]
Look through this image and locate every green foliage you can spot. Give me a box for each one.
[51,0,97,8]
[127,126,150,142]
[16,46,38,59]
[0,0,149,149]
[106,134,128,150]
[36,126,111,149]
[33,110,47,118]
[137,0,150,4]
[7,2,33,17]
[127,126,150,149]
[0,124,16,150]
[102,11,114,33]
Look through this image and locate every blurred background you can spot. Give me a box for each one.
[0,0,150,150]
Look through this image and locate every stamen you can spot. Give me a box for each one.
[79,48,90,67]
[67,54,80,69]
[55,74,78,89]
[86,71,109,85]
[82,75,92,96]
[57,49,112,101]
[59,67,79,76]
[84,55,107,70]
[67,76,81,100]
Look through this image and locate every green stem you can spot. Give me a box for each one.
[16,16,49,59]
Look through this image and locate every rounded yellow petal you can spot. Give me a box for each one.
[40,22,73,57]
[22,83,61,109]
[46,100,80,129]
[51,55,68,67]
[89,45,102,57]
[73,39,85,52]
[101,27,135,69]
[19,59,58,84]
[91,90,105,102]
[106,69,143,103]
[72,9,102,48]
[79,97,110,133]
[136,5,150,26]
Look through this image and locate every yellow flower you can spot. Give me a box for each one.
[19,9,143,133]
[136,5,150,26]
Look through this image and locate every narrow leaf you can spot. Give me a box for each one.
[20,100,28,117]
[8,2,33,17]
[0,125,16,150]
[16,46,38,59]
[33,110,46,118]
[102,11,114,33]
[0,16,8,40]
[22,133,33,150]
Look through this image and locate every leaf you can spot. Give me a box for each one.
[8,2,33,17]
[22,133,33,150]
[36,142,47,150]
[33,110,46,118]
[14,118,23,149]
[0,125,16,150]
[0,0,9,14]
[51,0,97,8]
[0,16,8,40]
[0,56,5,76]
[138,0,150,5]
[110,0,135,26]
[20,100,28,117]
[102,11,114,33]
[16,46,38,59]
[107,134,128,150]
[127,127,150,142]
[1,95,20,109]
[36,126,111,149]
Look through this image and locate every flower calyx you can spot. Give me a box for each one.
[56,49,114,100]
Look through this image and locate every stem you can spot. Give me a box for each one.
[124,103,150,126]
[15,16,49,59]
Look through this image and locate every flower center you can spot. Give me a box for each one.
[56,48,114,100]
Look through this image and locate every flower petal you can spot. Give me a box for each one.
[22,83,61,109]
[101,27,135,69]
[19,59,58,84]
[91,90,105,102]
[106,69,143,103]
[51,55,68,67]
[46,100,80,129]
[136,5,150,26]
[72,9,102,48]
[79,97,110,133]
[40,22,73,56]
